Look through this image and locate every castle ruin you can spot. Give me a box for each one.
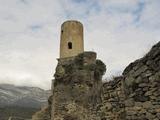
[32,20,160,120]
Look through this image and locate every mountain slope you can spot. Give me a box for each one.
[0,84,50,108]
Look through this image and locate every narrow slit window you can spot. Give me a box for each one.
[68,42,72,49]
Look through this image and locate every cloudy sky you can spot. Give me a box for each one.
[0,0,159,89]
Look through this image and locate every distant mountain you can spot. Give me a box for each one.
[0,84,50,108]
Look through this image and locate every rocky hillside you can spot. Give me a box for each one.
[0,84,50,108]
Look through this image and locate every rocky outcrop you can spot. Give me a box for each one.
[33,41,160,120]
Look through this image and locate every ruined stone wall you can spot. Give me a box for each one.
[100,41,160,120]
[32,42,160,120]
[122,41,160,120]
[100,76,125,120]
[51,52,106,120]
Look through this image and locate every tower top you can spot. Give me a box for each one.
[59,20,84,58]
[61,20,83,27]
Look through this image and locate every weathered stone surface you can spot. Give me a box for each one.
[51,52,106,120]
[32,42,160,120]
[101,41,160,120]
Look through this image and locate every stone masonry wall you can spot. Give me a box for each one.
[51,52,106,120]
[100,76,125,120]
[101,41,160,120]
[122,41,160,120]
[32,41,160,120]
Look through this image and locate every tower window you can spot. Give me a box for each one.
[68,42,72,49]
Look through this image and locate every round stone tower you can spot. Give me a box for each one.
[60,20,84,58]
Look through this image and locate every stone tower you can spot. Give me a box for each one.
[60,20,84,58]
[32,19,105,120]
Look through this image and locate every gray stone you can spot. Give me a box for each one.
[125,76,135,86]
[145,91,153,96]
[133,65,148,77]
[125,98,135,107]
[146,112,155,119]
[142,101,152,109]
[156,113,160,119]
[139,83,148,87]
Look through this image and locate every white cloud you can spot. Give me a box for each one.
[0,0,159,89]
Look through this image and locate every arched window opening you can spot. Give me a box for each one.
[68,42,72,49]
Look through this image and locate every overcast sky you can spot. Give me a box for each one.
[0,0,159,89]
